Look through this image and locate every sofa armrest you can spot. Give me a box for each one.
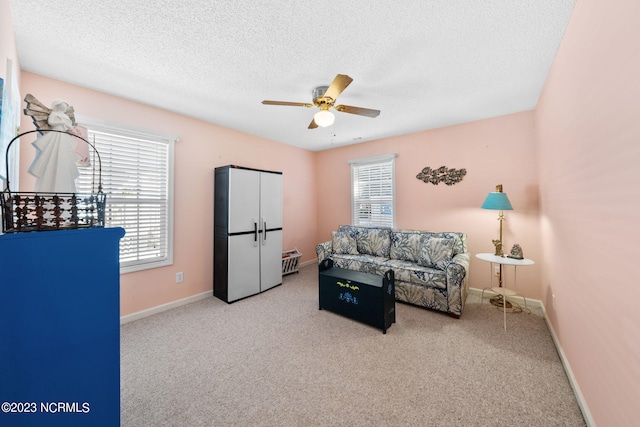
[449,252,470,271]
[446,252,470,317]
[316,241,332,264]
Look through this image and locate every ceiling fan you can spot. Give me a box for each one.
[262,74,380,129]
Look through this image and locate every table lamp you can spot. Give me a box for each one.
[481,184,513,257]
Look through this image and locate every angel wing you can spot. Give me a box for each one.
[23,93,77,133]
[23,93,51,132]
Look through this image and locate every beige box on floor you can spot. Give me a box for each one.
[282,248,302,275]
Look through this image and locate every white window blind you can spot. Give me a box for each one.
[76,120,176,273]
[349,154,396,228]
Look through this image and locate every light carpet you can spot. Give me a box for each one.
[121,263,586,426]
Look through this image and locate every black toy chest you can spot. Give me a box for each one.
[318,259,395,334]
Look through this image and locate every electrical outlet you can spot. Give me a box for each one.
[176,272,184,283]
[493,265,500,277]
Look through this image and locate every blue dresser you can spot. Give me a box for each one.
[0,227,124,427]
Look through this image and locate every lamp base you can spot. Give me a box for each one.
[489,294,512,309]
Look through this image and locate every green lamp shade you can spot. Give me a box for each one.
[481,192,513,210]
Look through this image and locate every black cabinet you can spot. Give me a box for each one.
[319,259,395,334]
[214,165,283,303]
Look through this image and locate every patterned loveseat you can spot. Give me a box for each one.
[316,225,469,318]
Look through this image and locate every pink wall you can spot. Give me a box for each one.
[17,72,318,316]
[535,0,640,425]
[316,111,543,299]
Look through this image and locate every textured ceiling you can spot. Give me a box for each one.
[9,0,575,151]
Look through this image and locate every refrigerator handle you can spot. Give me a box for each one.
[254,222,258,242]
[263,221,267,242]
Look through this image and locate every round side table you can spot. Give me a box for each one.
[475,253,534,330]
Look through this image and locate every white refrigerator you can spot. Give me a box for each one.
[214,165,283,302]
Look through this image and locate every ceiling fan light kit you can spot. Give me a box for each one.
[262,74,380,130]
[314,110,335,127]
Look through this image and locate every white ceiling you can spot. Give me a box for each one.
[9,0,575,152]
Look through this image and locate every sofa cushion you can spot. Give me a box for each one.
[330,254,448,291]
[382,258,447,290]
[338,225,391,257]
[427,232,466,255]
[331,231,358,255]
[330,254,391,276]
[390,231,423,262]
[418,236,455,270]
[357,228,391,257]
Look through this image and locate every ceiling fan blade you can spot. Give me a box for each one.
[335,104,381,118]
[262,100,313,107]
[308,118,318,129]
[323,74,353,102]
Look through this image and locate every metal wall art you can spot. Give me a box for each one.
[416,166,467,186]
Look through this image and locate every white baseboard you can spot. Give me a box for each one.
[469,286,595,426]
[539,304,596,426]
[299,259,317,268]
[120,291,211,325]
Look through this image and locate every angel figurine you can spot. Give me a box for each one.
[24,94,80,193]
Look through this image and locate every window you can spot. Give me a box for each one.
[349,154,396,227]
[75,116,177,273]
